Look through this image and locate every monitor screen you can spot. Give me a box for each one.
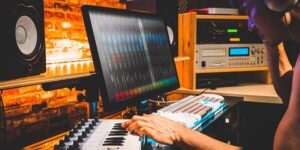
[82,6,180,111]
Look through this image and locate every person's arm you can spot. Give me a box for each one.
[122,114,240,150]
[265,42,293,104]
[273,54,300,150]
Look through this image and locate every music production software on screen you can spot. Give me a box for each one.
[89,10,178,103]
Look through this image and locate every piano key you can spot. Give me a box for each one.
[102,143,124,146]
[106,137,125,140]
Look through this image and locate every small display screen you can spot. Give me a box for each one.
[229,47,249,56]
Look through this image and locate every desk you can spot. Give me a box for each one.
[23,96,241,150]
[175,84,282,104]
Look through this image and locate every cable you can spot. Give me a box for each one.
[199,88,209,95]
[0,90,7,143]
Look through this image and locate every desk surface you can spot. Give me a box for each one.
[175,84,282,104]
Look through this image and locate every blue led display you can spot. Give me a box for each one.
[229,47,249,56]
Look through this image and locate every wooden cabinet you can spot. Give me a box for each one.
[176,13,271,90]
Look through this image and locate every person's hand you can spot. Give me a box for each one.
[121,114,187,145]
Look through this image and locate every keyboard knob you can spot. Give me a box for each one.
[94,118,100,123]
[81,132,87,138]
[68,145,74,150]
[92,120,97,125]
[59,140,65,146]
[73,128,78,133]
[80,120,86,126]
[85,128,91,134]
[73,140,80,148]
[88,124,94,129]
[69,131,75,137]
[64,135,70,142]
[78,136,84,143]
[77,124,82,129]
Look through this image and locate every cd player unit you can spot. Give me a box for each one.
[196,44,268,69]
[196,18,267,70]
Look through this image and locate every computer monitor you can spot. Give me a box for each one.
[82,6,180,112]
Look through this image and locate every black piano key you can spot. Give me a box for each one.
[112,127,125,130]
[104,140,125,143]
[108,133,127,136]
[102,143,123,146]
[109,131,127,134]
[106,137,125,140]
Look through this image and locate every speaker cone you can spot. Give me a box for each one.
[15,15,38,56]
[14,3,44,62]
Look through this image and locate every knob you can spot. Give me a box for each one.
[73,140,80,148]
[73,128,78,133]
[94,118,100,123]
[69,131,75,137]
[85,128,91,134]
[80,121,86,126]
[82,132,87,138]
[92,120,97,126]
[64,135,70,142]
[88,124,94,130]
[68,145,74,150]
[78,136,84,143]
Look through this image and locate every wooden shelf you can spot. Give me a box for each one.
[174,83,282,104]
[197,15,248,20]
[174,56,190,62]
[0,72,94,90]
[196,67,269,74]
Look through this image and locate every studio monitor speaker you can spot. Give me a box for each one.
[156,0,179,57]
[0,0,45,81]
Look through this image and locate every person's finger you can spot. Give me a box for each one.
[132,115,151,122]
[126,120,154,132]
[138,127,158,141]
[121,119,133,128]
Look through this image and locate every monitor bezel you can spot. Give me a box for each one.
[81,5,180,112]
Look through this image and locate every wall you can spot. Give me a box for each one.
[0,0,125,146]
